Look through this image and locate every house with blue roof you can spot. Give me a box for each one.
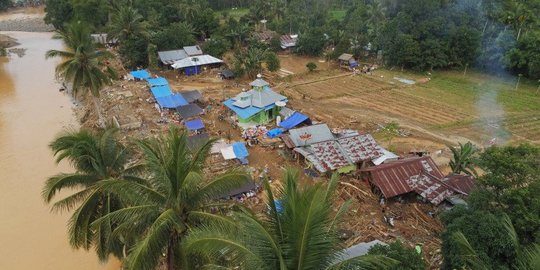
[224,75,287,125]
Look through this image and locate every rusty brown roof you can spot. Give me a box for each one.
[361,156,444,199]
[443,174,475,195]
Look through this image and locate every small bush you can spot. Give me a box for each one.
[306,62,317,72]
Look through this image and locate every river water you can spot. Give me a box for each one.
[0,32,119,270]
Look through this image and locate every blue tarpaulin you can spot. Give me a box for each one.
[274,200,283,213]
[266,128,283,138]
[232,142,249,158]
[185,119,205,130]
[155,94,188,109]
[130,70,151,80]
[279,112,310,129]
[150,85,173,98]
[146,77,169,87]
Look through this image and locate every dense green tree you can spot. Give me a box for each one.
[45,22,116,128]
[93,127,250,270]
[265,51,281,72]
[43,127,143,261]
[296,28,327,56]
[233,47,268,78]
[152,22,196,51]
[505,31,540,79]
[185,169,395,269]
[368,241,426,270]
[441,207,518,270]
[71,0,109,30]
[192,8,220,39]
[118,35,149,69]
[202,36,231,58]
[44,0,73,30]
[108,6,149,43]
[470,144,540,245]
[0,0,11,11]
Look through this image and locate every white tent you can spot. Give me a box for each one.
[171,55,223,70]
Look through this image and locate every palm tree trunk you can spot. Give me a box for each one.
[92,95,106,129]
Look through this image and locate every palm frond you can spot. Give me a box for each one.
[126,209,178,270]
[450,231,488,270]
[327,254,398,270]
[42,173,97,203]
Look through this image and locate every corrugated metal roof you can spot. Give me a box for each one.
[233,88,287,108]
[288,124,334,147]
[253,31,276,41]
[250,78,270,87]
[183,45,203,56]
[443,174,475,195]
[337,134,383,163]
[171,55,223,69]
[407,173,454,205]
[280,35,298,48]
[338,53,354,61]
[180,90,202,103]
[309,140,351,171]
[361,156,444,199]
[158,49,188,65]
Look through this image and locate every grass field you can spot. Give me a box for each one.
[282,67,540,144]
[219,8,249,21]
[329,9,346,21]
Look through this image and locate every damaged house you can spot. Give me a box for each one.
[282,124,387,173]
[360,156,475,205]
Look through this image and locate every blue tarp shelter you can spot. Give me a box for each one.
[146,77,169,87]
[279,112,310,129]
[185,119,205,130]
[232,142,249,158]
[266,128,283,139]
[150,85,173,98]
[130,70,151,80]
[155,94,188,109]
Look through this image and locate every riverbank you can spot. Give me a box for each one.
[0,7,53,32]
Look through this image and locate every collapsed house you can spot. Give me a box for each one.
[360,156,475,205]
[224,75,288,125]
[281,124,386,173]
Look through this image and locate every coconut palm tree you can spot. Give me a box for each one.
[46,22,116,128]
[42,127,143,261]
[184,169,396,270]
[108,6,149,42]
[92,126,251,270]
[449,141,478,177]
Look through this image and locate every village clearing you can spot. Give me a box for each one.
[71,53,540,269]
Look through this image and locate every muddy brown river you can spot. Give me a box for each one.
[0,32,119,270]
